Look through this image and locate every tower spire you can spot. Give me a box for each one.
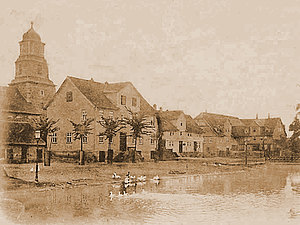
[30,21,33,29]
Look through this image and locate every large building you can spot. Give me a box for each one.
[0,23,54,162]
[46,76,156,161]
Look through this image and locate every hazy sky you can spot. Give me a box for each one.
[1,0,300,132]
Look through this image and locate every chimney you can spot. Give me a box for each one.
[256,113,258,119]
[268,113,270,119]
[90,77,94,82]
[159,107,162,112]
[153,104,157,110]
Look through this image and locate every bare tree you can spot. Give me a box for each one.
[69,118,94,165]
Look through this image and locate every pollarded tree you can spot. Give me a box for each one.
[31,116,59,165]
[32,115,60,149]
[124,109,155,163]
[97,116,126,152]
[69,118,94,165]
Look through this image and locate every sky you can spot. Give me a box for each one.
[1,0,300,133]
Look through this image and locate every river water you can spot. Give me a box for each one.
[1,164,300,225]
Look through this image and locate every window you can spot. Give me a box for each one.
[180,122,183,126]
[66,91,73,102]
[121,95,126,105]
[120,114,124,120]
[109,111,114,119]
[253,128,256,133]
[66,133,72,144]
[40,90,44,96]
[82,110,87,121]
[180,132,183,136]
[132,137,135,144]
[150,137,154,145]
[132,97,137,107]
[99,135,104,144]
[209,138,212,143]
[51,133,57,144]
[99,110,104,120]
[37,64,42,75]
[245,129,249,134]
[139,137,143,145]
[82,135,87,144]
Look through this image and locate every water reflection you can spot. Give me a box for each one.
[1,165,300,224]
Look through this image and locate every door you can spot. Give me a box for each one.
[119,132,127,152]
[194,142,197,152]
[21,146,28,163]
[179,141,183,153]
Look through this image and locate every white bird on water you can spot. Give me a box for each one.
[109,192,115,200]
[137,175,146,182]
[152,175,160,180]
[112,172,121,179]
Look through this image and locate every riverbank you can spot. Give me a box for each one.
[1,157,266,190]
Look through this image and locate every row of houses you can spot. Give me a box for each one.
[0,24,287,163]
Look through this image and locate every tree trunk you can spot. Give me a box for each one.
[132,138,137,163]
[79,137,84,165]
[108,139,113,164]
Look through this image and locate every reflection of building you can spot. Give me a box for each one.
[0,23,53,162]
[46,76,156,161]
[195,112,287,157]
[159,110,203,155]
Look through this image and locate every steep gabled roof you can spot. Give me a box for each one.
[161,117,179,132]
[194,112,239,136]
[0,86,39,115]
[68,76,155,114]
[160,110,183,121]
[185,114,203,134]
[68,76,118,110]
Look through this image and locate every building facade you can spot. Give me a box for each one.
[46,76,156,161]
[159,110,203,155]
[194,112,287,158]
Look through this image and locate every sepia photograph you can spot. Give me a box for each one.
[0,0,300,224]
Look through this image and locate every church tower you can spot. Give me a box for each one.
[9,22,56,112]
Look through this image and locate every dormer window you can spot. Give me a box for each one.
[66,91,73,102]
[245,129,249,134]
[40,90,44,96]
[121,95,126,105]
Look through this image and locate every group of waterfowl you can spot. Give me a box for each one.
[112,172,160,184]
[109,172,160,200]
